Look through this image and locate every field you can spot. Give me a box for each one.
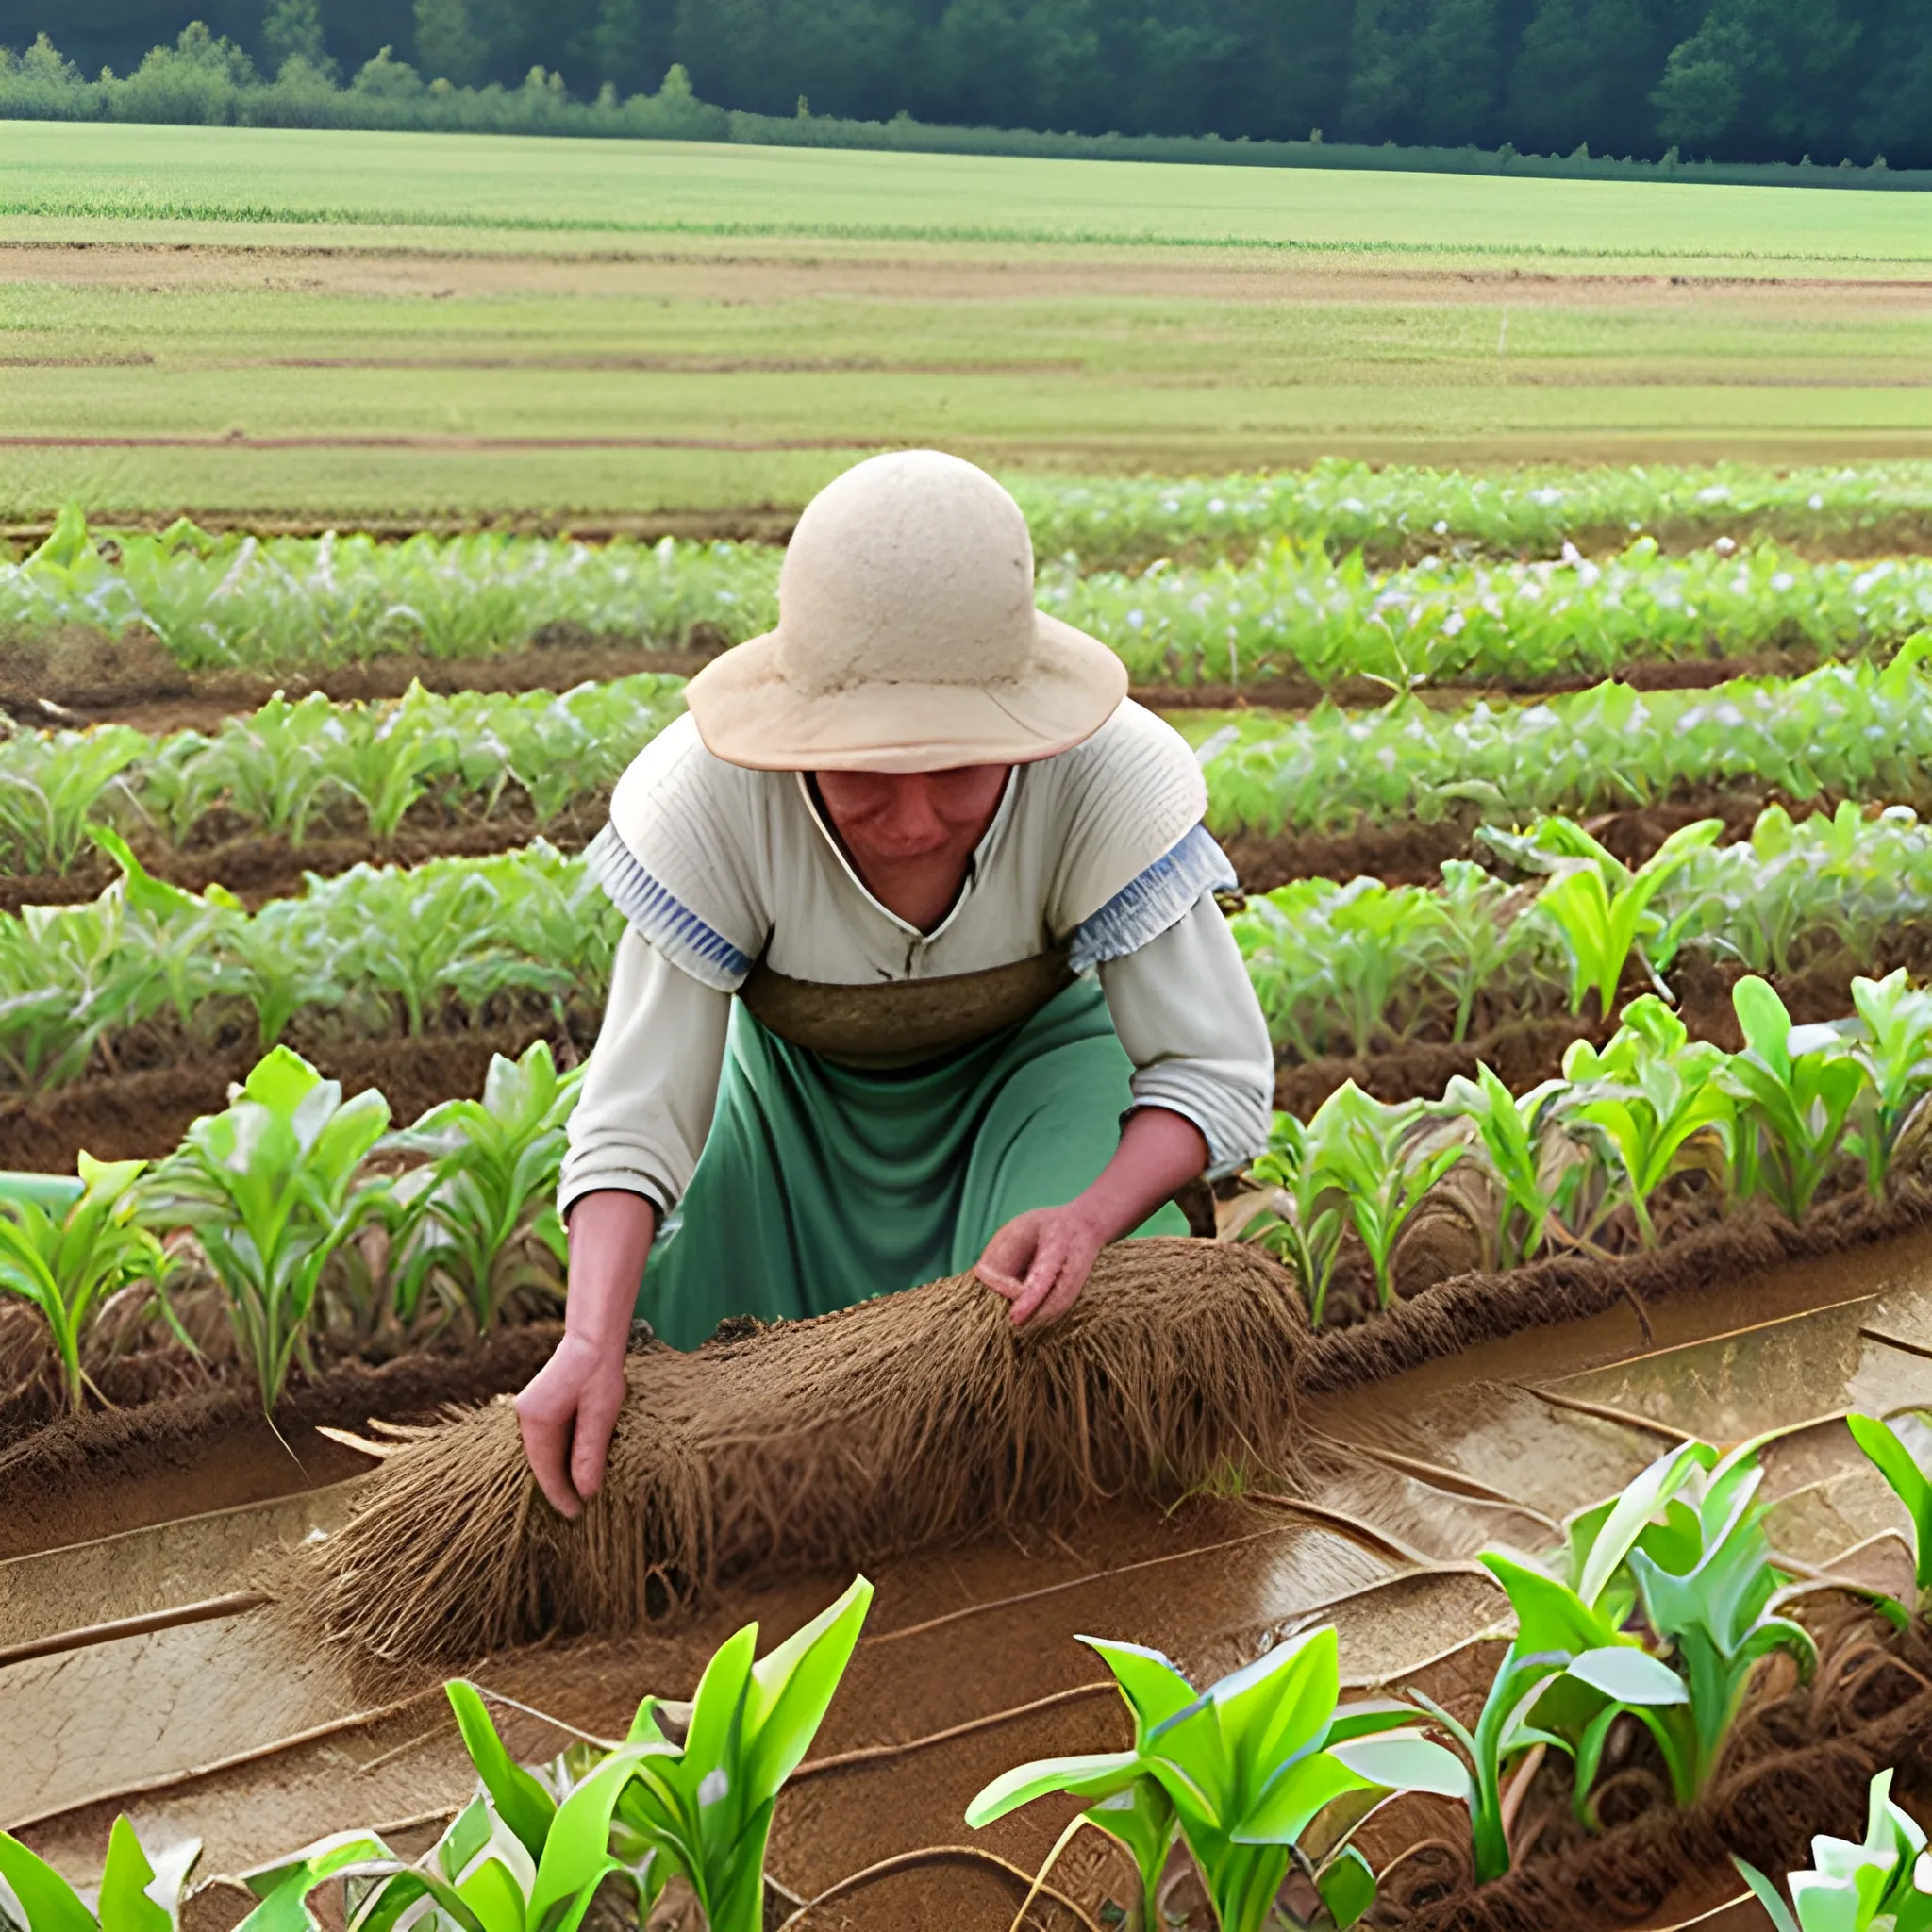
[6,122,1932,525]
[8,115,1932,1932]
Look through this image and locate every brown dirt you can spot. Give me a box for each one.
[0,632,717,737]
[0,801,610,916]
[0,1324,558,1559]
[0,1016,588,1172]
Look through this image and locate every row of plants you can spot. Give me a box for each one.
[13,1415,1932,1930]
[16,502,1932,686]
[1240,974,1924,1324]
[0,675,686,876]
[1,1039,581,1418]
[1007,458,1932,568]
[8,642,1932,885]
[0,838,612,1093]
[1193,644,1932,839]
[1239,800,1932,1061]
[4,791,1931,1101]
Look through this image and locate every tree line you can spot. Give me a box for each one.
[4,0,1927,169]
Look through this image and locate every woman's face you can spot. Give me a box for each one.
[813,765,1011,866]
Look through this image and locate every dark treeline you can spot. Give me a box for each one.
[8,0,1929,168]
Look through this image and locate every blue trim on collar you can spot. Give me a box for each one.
[584,823,753,991]
[1068,823,1236,973]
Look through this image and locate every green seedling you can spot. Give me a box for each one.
[0,1152,171,1414]
[1307,1082,1465,1310]
[1527,818,1723,1019]
[1846,1411,1932,1624]
[1562,996,1730,1247]
[1722,976,1871,1223]
[1844,971,1932,1197]
[1734,1767,1932,1932]
[383,1041,582,1334]
[606,1575,874,1932]
[142,1047,391,1411]
[1433,1064,1572,1269]
[1242,1112,1346,1325]
[969,1625,1469,1932]
[1622,1444,1817,1804]
[0,725,147,876]
[0,1817,200,1932]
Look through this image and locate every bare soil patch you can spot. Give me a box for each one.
[0,1323,557,1558]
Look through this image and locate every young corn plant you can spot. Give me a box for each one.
[0,1817,201,1932]
[1734,1768,1932,1932]
[1562,996,1731,1248]
[1432,1063,1573,1270]
[1241,1111,1346,1325]
[0,1153,171,1414]
[969,1626,1470,1932]
[1622,1442,1817,1805]
[142,1047,391,1412]
[1842,971,1932,1198]
[606,1574,874,1932]
[1846,1411,1932,1626]
[1722,976,1871,1224]
[1308,1082,1465,1310]
[382,1041,582,1335]
[1491,816,1721,1020]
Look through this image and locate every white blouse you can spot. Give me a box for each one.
[560,701,1274,1217]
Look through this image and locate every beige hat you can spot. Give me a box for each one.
[684,450,1127,773]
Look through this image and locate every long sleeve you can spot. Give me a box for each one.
[558,927,733,1217]
[1098,892,1274,1178]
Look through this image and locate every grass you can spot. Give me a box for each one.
[9,123,1932,264]
[5,121,1931,520]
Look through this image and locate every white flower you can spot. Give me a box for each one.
[1433,519,1449,535]
[1808,493,1824,510]
[1715,537,1736,555]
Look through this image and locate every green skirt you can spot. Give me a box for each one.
[638,975,1188,1349]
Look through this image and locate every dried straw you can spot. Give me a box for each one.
[304,1239,1305,1665]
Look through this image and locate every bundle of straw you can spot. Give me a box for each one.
[306,1239,1304,1664]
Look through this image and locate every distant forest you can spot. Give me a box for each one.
[8,0,1929,169]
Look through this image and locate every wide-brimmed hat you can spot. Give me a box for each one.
[684,450,1127,773]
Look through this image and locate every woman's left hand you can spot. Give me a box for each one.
[975,1202,1108,1327]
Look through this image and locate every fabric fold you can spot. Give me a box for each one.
[1069,823,1238,973]
[583,822,753,992]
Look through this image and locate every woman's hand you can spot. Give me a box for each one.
[975,1106,1208,1328]
[515,1189,656,1517]
[974,1202,1108,1326]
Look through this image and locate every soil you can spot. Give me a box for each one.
[0,800,610,916]
[0,1015,590,1174]
[0,1323,557,1558]
[0,631,720,737]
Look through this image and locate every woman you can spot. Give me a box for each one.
[517,451,1274,1518]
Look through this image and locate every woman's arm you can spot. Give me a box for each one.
[975,892,1273,1327]
[516,1190,656,1517]
[517,928,732,1514]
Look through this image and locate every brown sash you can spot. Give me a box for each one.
[737,945,1076,1067]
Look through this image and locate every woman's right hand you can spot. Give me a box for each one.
[514,1189,657,1518]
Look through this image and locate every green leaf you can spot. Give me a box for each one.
[97,1819,170,1932]
[0,1831,98,1932]
[741,1574,874,1804]
[966,1751,1145,1828]
[1079,1637,1200,1740]
[1732,1857,1804,1932]
[444,1682,558,1863]
[1326,1729,1474,1801]
[1564,1647,1689,1707]
[1316,1846,1377,1931]
[1229,1750,1373,1846]
[526,1744,663,1932]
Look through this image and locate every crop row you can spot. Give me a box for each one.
[1195,646,1932,838]
[6,795,1932,1105]
[8,647,1932,881]
[1235,801,1932,1060]
[0,673,686,875]
[15,502,1932,683]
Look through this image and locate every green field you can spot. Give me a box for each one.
[6,120,1931,523]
